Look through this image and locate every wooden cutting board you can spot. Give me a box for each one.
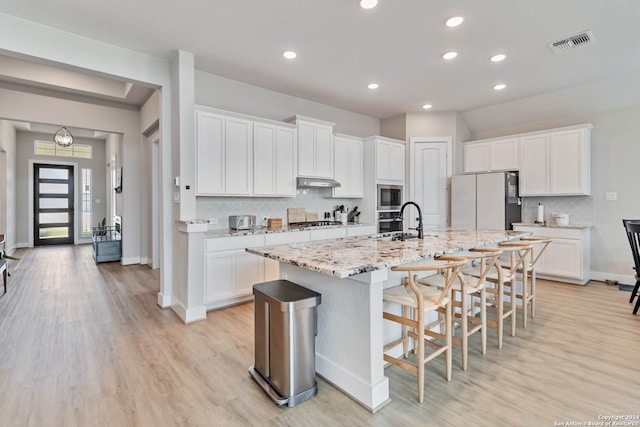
[287,208,306,223]
[305,211,319,221]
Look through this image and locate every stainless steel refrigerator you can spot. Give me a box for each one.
[451,171,521,230]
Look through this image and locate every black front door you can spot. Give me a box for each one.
[34,164,74,246]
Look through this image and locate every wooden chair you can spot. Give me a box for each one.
[506,236,551,327]
[383,257,467,403]
[417,249,502,370]
[623,220,640,315]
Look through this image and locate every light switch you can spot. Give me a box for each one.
[605,192,617,201]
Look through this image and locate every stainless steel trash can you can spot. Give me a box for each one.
[249,280,321,407]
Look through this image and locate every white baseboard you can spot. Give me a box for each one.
[15,242,29,249]
[139,257,149,265]
[170,300,207,324]
[315,352,390,413]
[157,292,173,308]
[590,271,635,285]
[121,256,141,266]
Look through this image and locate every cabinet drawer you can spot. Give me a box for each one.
[206,234,265,252]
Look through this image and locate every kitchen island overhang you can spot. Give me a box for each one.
[247,228,530,412]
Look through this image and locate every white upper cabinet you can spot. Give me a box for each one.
[490,138,520,171]
[333,134,363,198]
[520,134,550,195]
[463,123,591,197]
[463,142,490,173]
[196,106,296,197]
[549,128,590,195]
[195,109,253,196]
[374,136,405,182]
[520,124,591,196]
[196,110,225,194]
[253,122,297,197]
[289,115,335,179]
[463,138,519,173]
[224,116,253,195]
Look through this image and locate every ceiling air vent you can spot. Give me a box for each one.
[548,30,595,53]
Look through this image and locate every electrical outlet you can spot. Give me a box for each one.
[605,192,617,201]
[209,218,218,225]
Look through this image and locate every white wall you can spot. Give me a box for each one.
[464,104,640,281]
[0,120,17,254]
[195,71,380,137]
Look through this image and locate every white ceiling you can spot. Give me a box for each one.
[1,0,640,126]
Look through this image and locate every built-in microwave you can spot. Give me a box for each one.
[377,184,403,211]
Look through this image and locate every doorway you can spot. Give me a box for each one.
[33,163,74,245]
[409,138,452,228]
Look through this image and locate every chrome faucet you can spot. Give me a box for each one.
[399,201,424,239]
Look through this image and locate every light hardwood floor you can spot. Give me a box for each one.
[1,244,639,426]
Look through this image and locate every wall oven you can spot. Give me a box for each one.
[377,184,403,211]
[378,211,403,233]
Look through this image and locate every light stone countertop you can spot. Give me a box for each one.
[512,222,593,229]
[204,222,374,238]
[247,228,530,279]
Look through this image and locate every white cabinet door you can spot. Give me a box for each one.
[297,120,316,177]
[315,124,334,179]
[376,139,405,182]
[254,123,296,197]
[196,110,225,195]
[550,128,590,195]
[520,134,550,196]
[253,122,276,195]
[296,119,334,179]
[225,117,253,195]
[543,238,582,279]
[333,135,363,198]
[463,142,490,173]
[235,251,264,296]
[205,250,236,302]
[490,138,519,171]
[275,126,297,196]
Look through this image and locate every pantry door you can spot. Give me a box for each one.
[34,164,75,245]
[410,138,452,229]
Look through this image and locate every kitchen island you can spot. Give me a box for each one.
[247,228,529,412]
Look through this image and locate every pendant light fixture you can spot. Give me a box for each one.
[53,127,74,147]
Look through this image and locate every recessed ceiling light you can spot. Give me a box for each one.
[367,83,379,89]
[494,83,507,90]
[282,50,297,59]
[491,54,506,62]
[422,104,433,110]
[360,0,378,9]
[445,16,464,27]
[442,51,458,60]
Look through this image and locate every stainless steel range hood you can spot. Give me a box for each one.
[296,177,341,188]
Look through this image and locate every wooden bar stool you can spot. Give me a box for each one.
[462,243,531,348]
[517,236,552,325]
[418,249,503,370]
[383,257,467,403]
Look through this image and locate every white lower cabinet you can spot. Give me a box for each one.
[513,225,591,285]
[204,235,265,310]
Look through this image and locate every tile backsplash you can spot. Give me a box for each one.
[522,196,594,224]
[197,188,361,229]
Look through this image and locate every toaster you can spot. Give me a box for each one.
[229,215,256,230]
